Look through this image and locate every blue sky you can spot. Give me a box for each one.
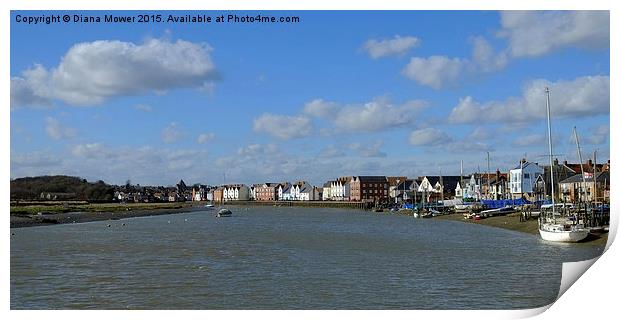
[10,11,610,186]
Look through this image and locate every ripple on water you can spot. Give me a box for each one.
[11,207,603,309]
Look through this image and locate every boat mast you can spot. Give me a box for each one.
[460,160,463,199]
[593,150,597,204]
[545,87,556,218]
[486,151,490,200]
[573,127,587,204]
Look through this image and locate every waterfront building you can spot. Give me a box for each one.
[509,159,544,200]
[331,177,352,201]
[322,181,333,200]
[387,176,407,201]
[255,183,280,201]
[488,171,509,200]
[349,176,389,202]
[278,182,292,201]
[223,184,250,201]
[394,179,420,203]
[559,171,610,203]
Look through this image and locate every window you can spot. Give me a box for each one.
[524,173,530,179]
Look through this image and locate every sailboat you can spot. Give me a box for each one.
[538,87,589,243]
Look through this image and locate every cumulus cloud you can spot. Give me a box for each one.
[499,11,610,58]
[253,114,313,140]
[303,99,339,118]
[162,122,182,143]
[471,37,509,73]
[449,75,609,124]
[197,133,215,144]
[402,37,510,89]
[512,134,546,147]
[363,35,420,59]
[569,124,610,146]
[45,117,76,140]
[334,99,427,132]
[11,38,217,108]
[409,128,454,146]
[402,56,466,89]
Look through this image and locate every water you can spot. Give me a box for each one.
[10,207,604,309]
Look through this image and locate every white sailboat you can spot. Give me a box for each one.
[538,87,588,243]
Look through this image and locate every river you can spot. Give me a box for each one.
[10,206,604,309]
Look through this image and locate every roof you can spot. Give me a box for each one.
[512,161,543,170]
[559,171,610,184]
[395,179,417,190]
[424,175,460,191]
[352,176,387,182]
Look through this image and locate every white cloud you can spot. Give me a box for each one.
[512,134,546,147]
[45,117,76,140]
[162,122,182,143]
[471,37,509,73]
[363,35,420,59]
[332,98,427,132]
[303,99,339,118]
[402,56,466,89]
[253,114,313,140]
[499,11,610,58]
[449,75,609,124]
[569,124,610,146]
[467,127,491,141]
[11,38,217,108]
[409,128,454,146]
[197,133,215,144]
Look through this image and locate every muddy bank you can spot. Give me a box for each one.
[10,206,210,228]
[434,213,609,246]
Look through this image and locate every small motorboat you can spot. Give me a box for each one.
[217,208,232,217]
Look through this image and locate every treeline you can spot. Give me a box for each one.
[10,175,115,201]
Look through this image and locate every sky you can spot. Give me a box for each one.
[10,10,610,187]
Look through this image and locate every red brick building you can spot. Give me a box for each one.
[349,176,389,202]
[254,183,280,201]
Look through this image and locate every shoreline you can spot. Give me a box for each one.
[10,203,610,246]
[434,212,609,246]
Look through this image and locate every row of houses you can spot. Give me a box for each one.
[114,158,610,205]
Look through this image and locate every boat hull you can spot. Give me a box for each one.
[538,228,588,242]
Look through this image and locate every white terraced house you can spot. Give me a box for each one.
[223,184,250,201]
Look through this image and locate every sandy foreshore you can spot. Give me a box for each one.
[434,212,609,246]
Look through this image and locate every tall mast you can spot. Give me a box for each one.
[593,150,597,204]
[545,87,556,217]
[460,160,463,199]
[486,151,490,200]
[573,127,587,204]
[439,167,444,203]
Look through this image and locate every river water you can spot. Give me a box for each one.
[10,207,604,309]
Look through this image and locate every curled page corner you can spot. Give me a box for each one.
[557,257,600,299]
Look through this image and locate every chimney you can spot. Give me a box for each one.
[563,160,568,165]
[588,159,593,166]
